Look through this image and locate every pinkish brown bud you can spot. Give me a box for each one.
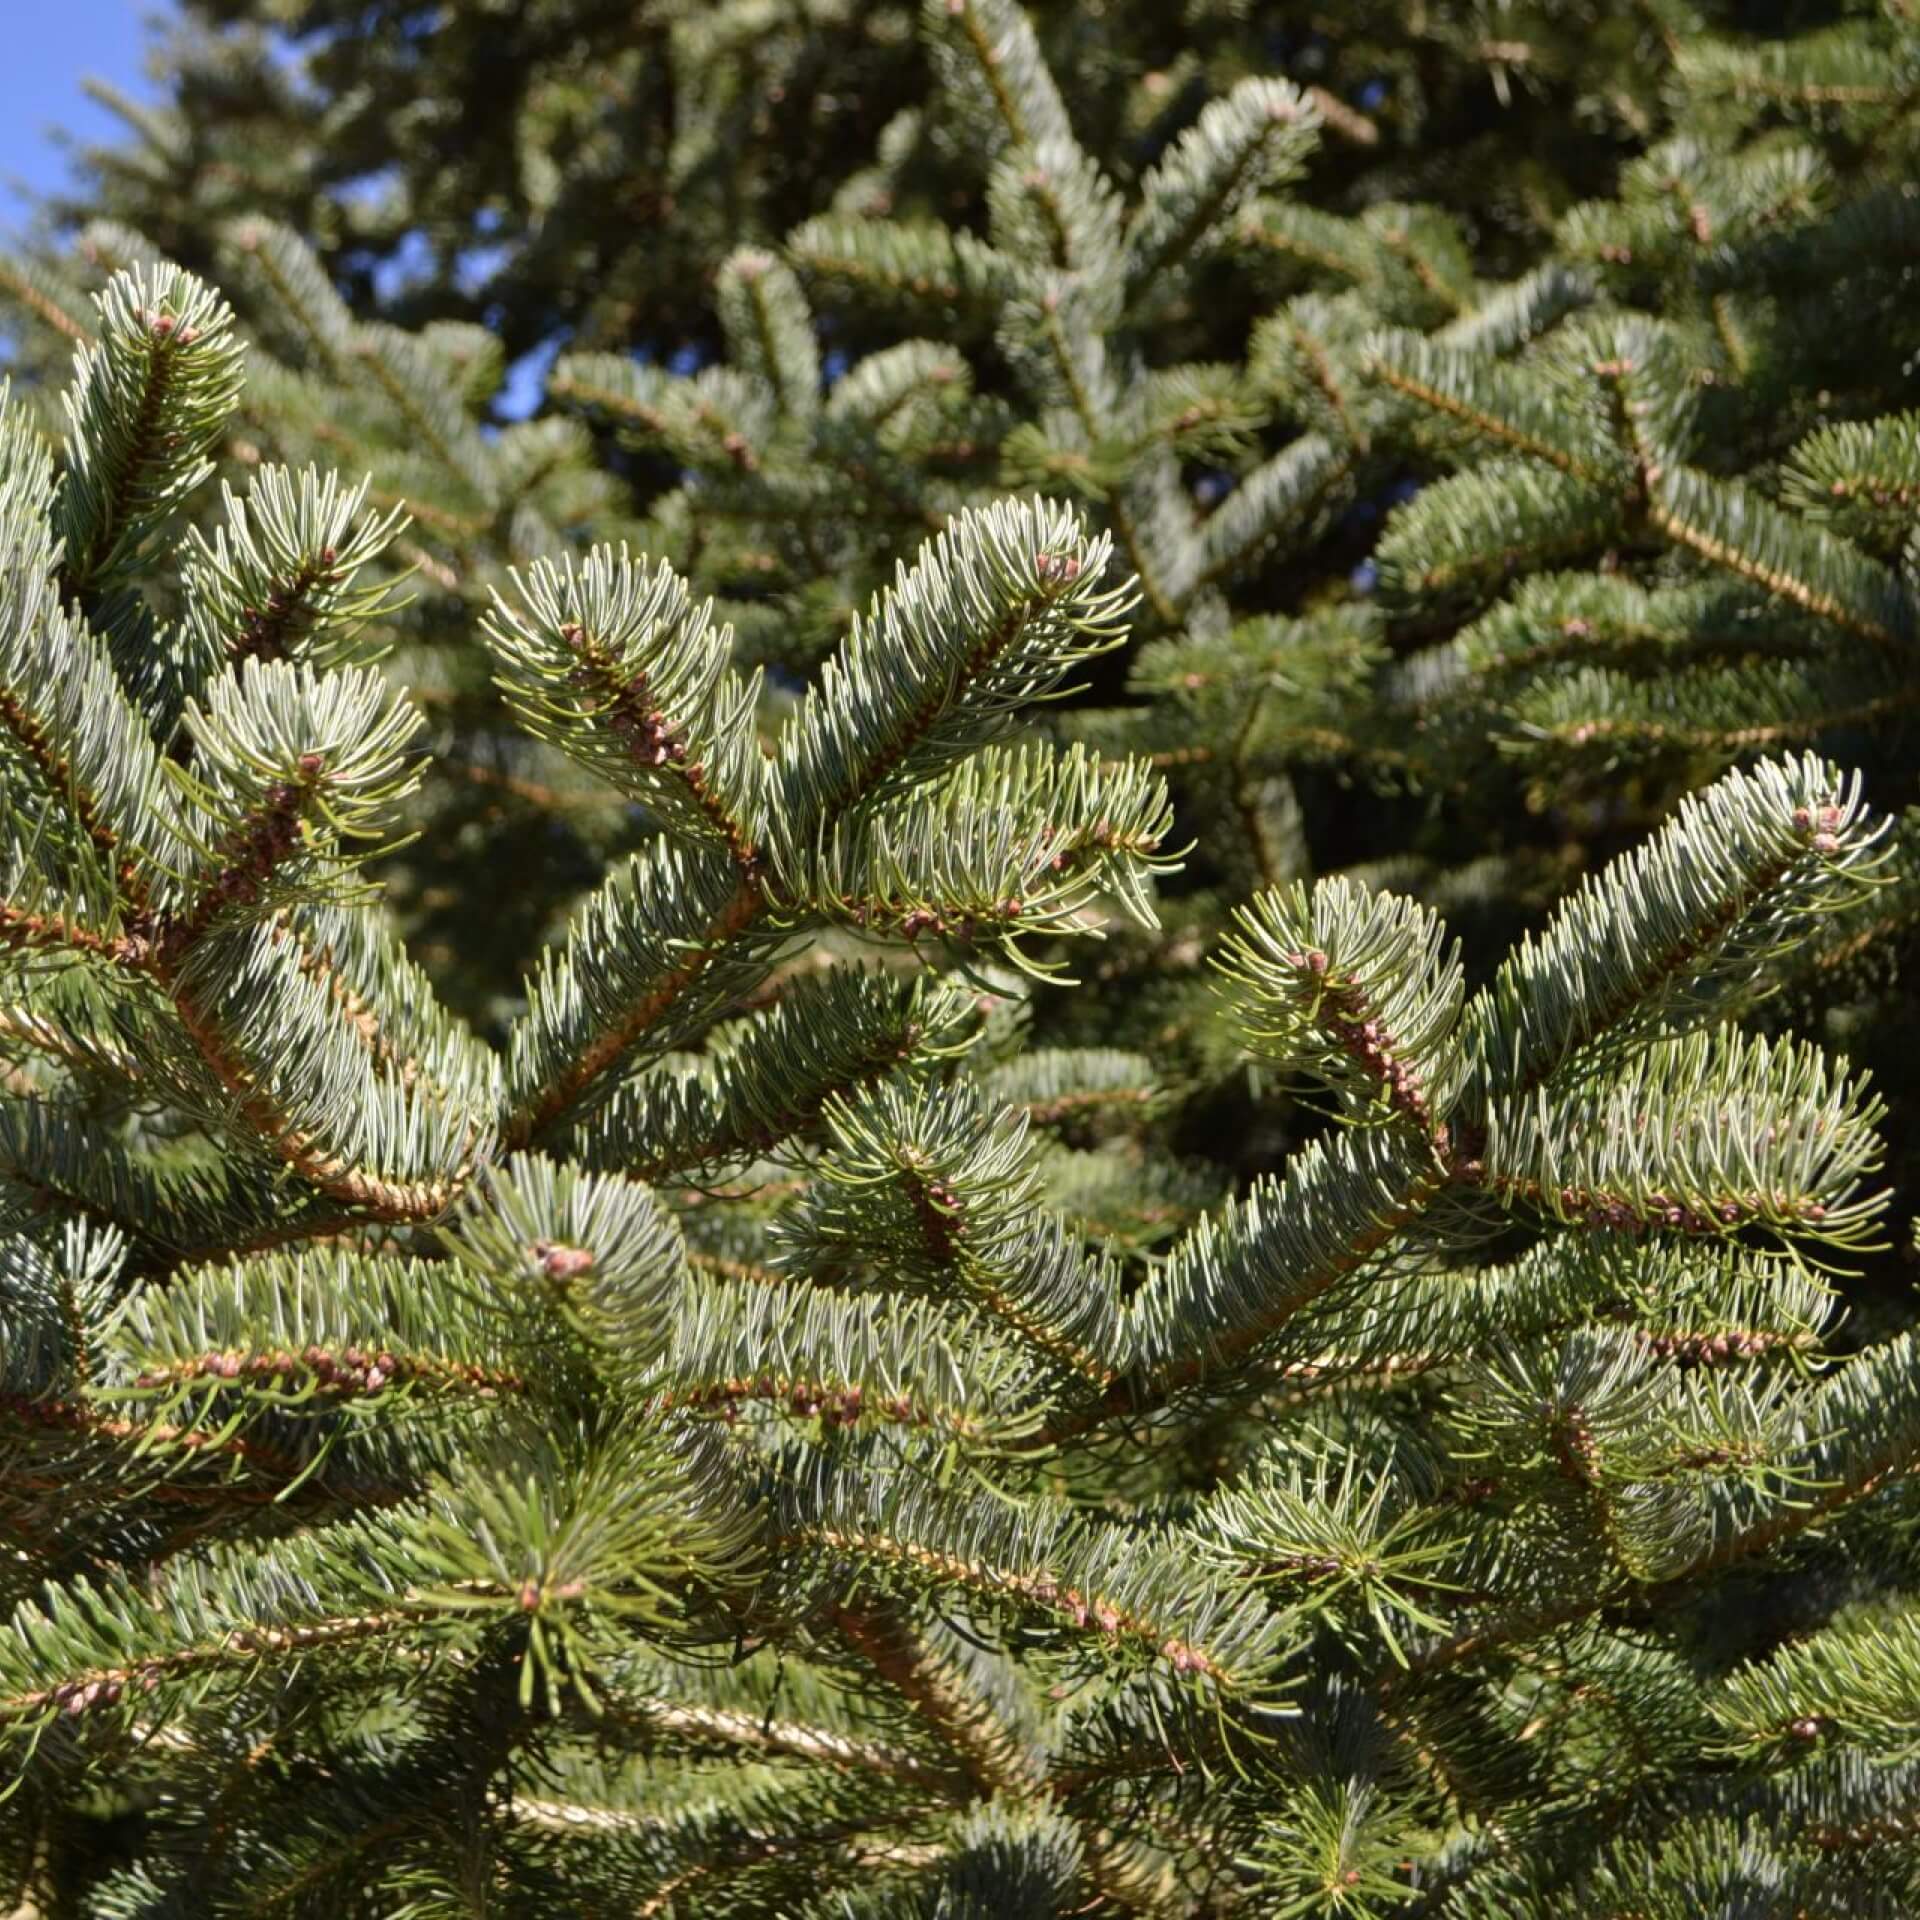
[533,1239,595,1281]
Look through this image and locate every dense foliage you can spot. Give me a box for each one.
[4,2,1920,1914]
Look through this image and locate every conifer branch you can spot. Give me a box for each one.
[1645,468,1910,649]
[11,26,1920,1907]
[57,267,243,603]
[829,1603,1044,1798]
[605,1682,958,1790]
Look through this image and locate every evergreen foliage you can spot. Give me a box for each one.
[3,1,1920,1913]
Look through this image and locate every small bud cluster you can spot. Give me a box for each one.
[905,1169,966,1264]
[1550,1409,1600,1484]
[1280,948,1432,1127]
[1272,1551,1346,1582]
[558,623,730,803]
[919,1176,963,1218]
[1336,1012,1426,1117]
[1637,1187,1827,1233]
[164,766,325,954]
[1477,1170,1830,1238]
[684,1375,935,1431]
[47,1672,139,1716]
[221,786,305,903]
[1577,1184,1683,1234]
[1033,549,1084,585]
[142,308,202,347]
[517,1577,587,1611]
[1810,1810,1919,1849]
[1828,477,1919,508]
[1018,1574,1156,1654]
[843,898,1025,944]
[531,1238,596,1281]
[1640,1327,1800,1366]
[233,552,337,663]
[1022,1568,1219,1675]
[1793,801,1846,856]
[133,1344,520,1399]
[1038,819,1124,875]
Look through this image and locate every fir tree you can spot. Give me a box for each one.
[0,249,1915,1920]
[47,0,1655,365]
[4,1,1920,1913]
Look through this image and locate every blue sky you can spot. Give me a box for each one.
[0,3,162,234]
[0,1,555,418]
